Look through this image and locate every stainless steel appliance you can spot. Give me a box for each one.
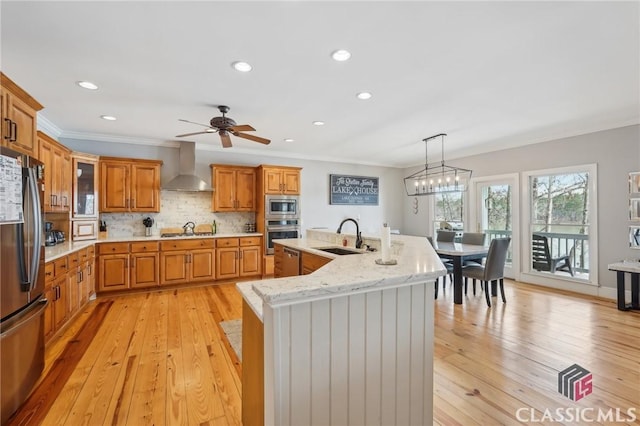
[45,221,56,246]
[265,195,299,219]
[0,147,47,425]
[280,247,301,277]
[265,219,300,255]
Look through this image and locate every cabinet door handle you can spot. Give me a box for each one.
[3,118,12,140]
[9,121,17,142]
[131,199,135,208]
[62,196,68,207]
[51,194,58,206]
[125,199,129,208]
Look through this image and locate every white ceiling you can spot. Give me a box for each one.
[2,1,638,168]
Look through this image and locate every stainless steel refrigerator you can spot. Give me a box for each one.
[0,146,47,425]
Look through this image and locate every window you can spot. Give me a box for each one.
[433,192,464,236]
[524,164,598,284]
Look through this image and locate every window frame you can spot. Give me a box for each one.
[521,163,599,287]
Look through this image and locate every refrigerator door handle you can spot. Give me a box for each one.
[0,298,48,339]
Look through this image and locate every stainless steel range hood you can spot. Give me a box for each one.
[162,142,212,191]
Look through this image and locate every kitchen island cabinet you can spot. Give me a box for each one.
[238,231,445,425]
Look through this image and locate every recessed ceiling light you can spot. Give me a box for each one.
[284,138,295,142]
[356,92,372,100]
[77,81,98,90]
[312,121,325,126]
[231,61,252,72]
[331,49,351,62]
[100,115,117,121]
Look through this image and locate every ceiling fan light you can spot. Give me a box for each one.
[331,49,351,61]
[231,61,252,72]
[77,80,98,90]
[356,92,372,100]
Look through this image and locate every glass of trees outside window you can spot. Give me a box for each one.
[433,192,463,236]
[530,172,590,278]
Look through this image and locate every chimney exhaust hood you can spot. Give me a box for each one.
[163,141,212,191]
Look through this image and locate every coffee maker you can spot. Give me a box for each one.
[45,222,57,246]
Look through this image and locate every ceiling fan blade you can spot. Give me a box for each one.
[233,132,271,145]
[220,132,233,148]
[229,124,255,132]
[175,131,213,137]
[178,118,214,128]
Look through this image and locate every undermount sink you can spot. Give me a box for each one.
[315,246,363,255]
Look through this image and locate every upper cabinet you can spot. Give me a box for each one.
[72,152,99,218]
[100,157,162,212]
[1,73,43,158]
[260,165,301,195]
[38,131,72,213]
[211,165,256,212]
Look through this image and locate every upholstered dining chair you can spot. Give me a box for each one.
[436,230,457,242]
[462,237,511,307]
[461,232,487,267]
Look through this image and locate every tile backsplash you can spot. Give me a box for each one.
[101,191,255,237]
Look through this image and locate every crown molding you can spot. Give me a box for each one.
[59,131,181,148]
[36,114,63,138]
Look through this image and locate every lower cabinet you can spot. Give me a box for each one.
[216,237,262,280]
[160,239,215,285]
[98,241,160,291]
[130,242,160,289]
[301,251,332,275]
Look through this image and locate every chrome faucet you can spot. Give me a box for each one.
[336,218,363,249]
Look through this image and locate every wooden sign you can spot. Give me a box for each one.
[330,174,379,205]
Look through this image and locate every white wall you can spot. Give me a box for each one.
[402,124,640,289]
[60,138,406,237]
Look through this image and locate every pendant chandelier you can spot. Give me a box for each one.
[404,133,472,196]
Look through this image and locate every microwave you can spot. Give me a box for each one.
[265,195,300,219]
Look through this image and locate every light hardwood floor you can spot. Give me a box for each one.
[18,280,640,425]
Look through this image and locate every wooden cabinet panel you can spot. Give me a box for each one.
[211,165,256,212]
[38,131,71,212]
[98,254,130,291]
[240,237,261,246]
[100,161,129,212]
[301,252,332,275]
[72,153,99,218]
[68,269,80,317]
[72,220,98,241]
[1,73,42,158]
[100,158,162,212]
[160,238,214,251]
[190,249,215,282]
[131,163,160,212]
[240,246,261,277]
[261,166,301,195]
[52,275,68,331]
[98,242,130,255]
[160,250,189,285]
[130,241,159,253]
[216,238,239,248]
[216,247,239,280]
[131,252,159,288]
[43,286,55,342]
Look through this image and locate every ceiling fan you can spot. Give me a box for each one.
[176,105,270,148]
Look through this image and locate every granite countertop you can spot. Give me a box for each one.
[44,232,262,262]
[608,260,640,273]
[237,232,446,318]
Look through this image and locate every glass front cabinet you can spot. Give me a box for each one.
[72,152,99,240]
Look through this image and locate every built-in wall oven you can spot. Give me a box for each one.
[265,195,301,254]
[265,219,300,254]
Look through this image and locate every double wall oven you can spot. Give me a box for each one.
[265,195,300,254]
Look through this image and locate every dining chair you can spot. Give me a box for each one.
[462,237,511,307]
[461,232,486,267]
[436,230,457,242]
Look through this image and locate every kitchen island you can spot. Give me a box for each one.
[237,230,446,425]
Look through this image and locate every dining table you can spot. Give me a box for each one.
[433,242,490,304]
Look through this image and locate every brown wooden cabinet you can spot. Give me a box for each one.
[130,241,160,289]
[211,165,256,212]
[0,73,42,158]
[99,157,162,212]
[260,166,301,195]
[301,251,332,275]
[216,237,262,280]
[97,242,131,292]
[71,152,99,240]
[44,256,69,343]
[160,239,215,285]
[38,131,72,213]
